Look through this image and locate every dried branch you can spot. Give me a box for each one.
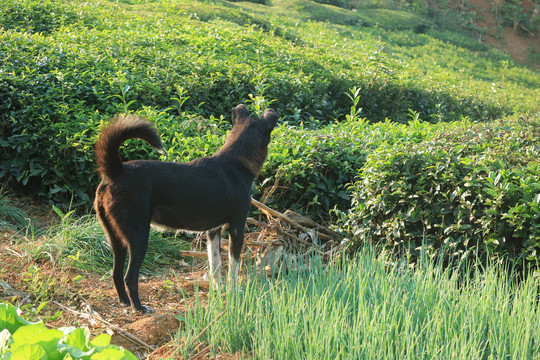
[251,198,311,233]
[51,300,156,351]
[180,251,227,260]
[187,345,211,360]
[251,198,337,242]
[181,199,345,277]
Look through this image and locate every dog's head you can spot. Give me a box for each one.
[218,104,278,177]
[231,104,278,136]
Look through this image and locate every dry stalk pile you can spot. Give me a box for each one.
[181,198,347,276]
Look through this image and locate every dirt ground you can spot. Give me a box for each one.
[0,213,238,360]
[454,0,540,70]
[1,193,328,360]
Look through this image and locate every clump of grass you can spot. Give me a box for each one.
[178,248,540,359]
[0,191,32,231]
[28,207,190,276]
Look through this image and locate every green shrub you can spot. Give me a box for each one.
[338,115,540,265]
[311,0,350,8]
[260,121,368,215]
[228,0,269,4]
[0,0,538,213]
[0,0,94,34]
[260,111,443,217]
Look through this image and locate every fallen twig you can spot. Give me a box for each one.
[1,280,28,297]
[192,308,227,344]
[52,300,156,351]
[251,198,335,242]
[146,341,174,360]
[187,344,211,360]
[181,199,345,277]
[283,209,342,239]
[251,198,310,233]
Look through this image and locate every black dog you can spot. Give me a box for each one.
[94,104,278,312]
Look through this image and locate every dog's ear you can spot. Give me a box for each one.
[231,104,250,125]
[260,108,279,131]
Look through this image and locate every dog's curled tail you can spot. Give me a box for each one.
[95,115,163,179]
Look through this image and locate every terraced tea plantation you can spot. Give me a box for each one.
[1,0,539,359]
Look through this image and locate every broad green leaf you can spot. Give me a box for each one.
[62,327,90,352]
[9,343,48,360]
[90,346,138,360]
[0,303,39,335]
[52,205,64,218]
[89,334,111,347]
[12,324,63,360]
[58,342,95,359]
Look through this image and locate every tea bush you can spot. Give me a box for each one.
[0,0,95,35]
[260,114,444,216]
[0,0,539,217]
[338,115,540,265]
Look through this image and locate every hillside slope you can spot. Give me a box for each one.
[454,0,540,69]
[0,0,539,207]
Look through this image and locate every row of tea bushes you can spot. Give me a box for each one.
[338,115,540,265]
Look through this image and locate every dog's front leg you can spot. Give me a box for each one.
[207,229,222,288]
[228,254,240,285]
[227,223,244,285]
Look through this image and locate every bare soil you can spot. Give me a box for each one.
[457,0,540,70]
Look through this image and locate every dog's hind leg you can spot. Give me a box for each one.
[110,237,131,307]
[207,228,222,289]
[123,223,152,313]
[95,203,131,307]
[227,223,245,285]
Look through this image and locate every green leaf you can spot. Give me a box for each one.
[89,334,111,347]
[58,342,95,359]
[52,205,64,218]
[90,346,138,360]
[9,343,48,360]
[12,324,63,360]
[0,303,39,335]
[62,327,90,352]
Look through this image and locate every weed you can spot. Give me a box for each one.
[0,190,32,231]
[21,266,56,305]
